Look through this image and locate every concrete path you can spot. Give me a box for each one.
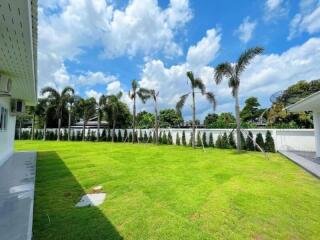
[279,150,320,178]
[0,152,36,240]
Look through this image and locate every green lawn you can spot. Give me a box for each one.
[16,141,320,240]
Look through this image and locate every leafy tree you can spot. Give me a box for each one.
[209,132,214,147]
[228,132,236,149]
[264,130,275,152]
[176,132,181,145]
[215,47,264,152]
[240,97,262,122]
[162,132,168,144]
[41,86,74,141]
[182,131,187,146]
[167,132,173,144]
[202,132,208,147]
[246,131,255,151]
[159,109,183,128]
[221,132,229,148]
[196,131,202,147]
[136,111,154,129]
[76,97,96,141]
[176,71,216,148]
[148,132,153,143]
[255,133,265,151]
[204,113,219,128]
[240,131,246,150]
[129,80,146,143]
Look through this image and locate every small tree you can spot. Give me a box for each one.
[202,132,208,147]
[196,131,202,147]
[128,132,133,142]
[101,128,106,141]
[133,131,138,143]
[113,131,118,142]
[182,131,187,146]
[71,131,75,141]
[221,132,229,149]
[216,135,222,148]
[209,132,214,147]
[159,132,163,144]
[240,131,246,150]
[189,133,193,147]
[90,131,96,141]
[264,130,275,152]
[107,129,112,142]
[246,131,255,151]
[162,132,168,144]
[139,129,143,142]
[123,129,128,142]
[176,132,181,145]
[148,132,153,143]
[118,129,123,142]
[76,131,81,141]
[168,131,173,145]
[143,131,148,143]
[228,132,236,149]
[255,133,265,151]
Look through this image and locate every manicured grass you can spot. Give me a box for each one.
[16,141,320,240]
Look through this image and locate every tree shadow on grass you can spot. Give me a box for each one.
[33,151,123,240]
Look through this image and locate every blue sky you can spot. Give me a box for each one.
[38,0,320,119]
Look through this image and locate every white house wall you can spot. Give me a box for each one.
[0,97,16,166]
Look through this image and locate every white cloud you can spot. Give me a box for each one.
[235,17,257,43]
[288,1,320,40]
[77,72,117,86]
[186,28,221,68]
[139,37,320,119]
[264,0,288,21]
[106,81,121,94]
[85,89,102,101]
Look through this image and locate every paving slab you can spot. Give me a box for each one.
[0,152,36,240]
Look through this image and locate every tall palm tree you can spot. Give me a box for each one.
[176,71,216,148]
[27,106,36,140]
[67,95,78,141]
[96,95,106,141]
[214,47,264,152]
[104,92,123,142]
[139,88,160,144]
[128,80,145,143]
[35,98,50,141]
[41,86,74,141]
[78,97,97,141]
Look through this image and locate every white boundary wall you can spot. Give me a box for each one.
[19,128,316,152]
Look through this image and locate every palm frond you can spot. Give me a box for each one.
[236,47,264,75]
[131,79,138,91]
[176,93,189,114]
[214,62,233,84]
[40,86,60,98]
[186,71,195,86]
[137,87,151,103]
[229,76,239,97]
[61,86,74,96]
[116,91,123,99]
[205,92,217,110]
[194,78,206,94]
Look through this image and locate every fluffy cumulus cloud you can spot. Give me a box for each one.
[235,17,257,43]
[85,89,102,101]
[77,72,117,86]
[264,0,288,21]
[186,28,221,68]
[288,0,320,40]
[139,36,320,119]
[38,0,192,92]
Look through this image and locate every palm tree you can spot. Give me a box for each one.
[104,92,123,142]
[41,86,74,141]
[176,71,216,148]
[35,98,50,140]
[96,95,106,141]
[78,97,97,141]
[27,106,36,140]
[128,80,145,143]
[67,95,78,141]
[214,47,264,152]
[139,88,160,144]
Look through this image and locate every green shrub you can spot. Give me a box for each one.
[240,131,246,150]
[228,132,236,148]
[255,133,265,151]
[182,131,187,146]
[159,132,163,144]
[101,128,106,141]
[118,129,123,142]
[128,132,133,142]
[264,130,275,152]
[123,129,128,142]
[189,133,193,147]
[138,130,143,142]
[133,131,138,143]
[148,132,153,143]
[168,131,173,145]
[202,132,208,147]
[221,132,229,149]
[162,132,168,144]
[176,132,181,145]
[90,131,96,141]
[107,129,112,142]
[197,131,202,147]
[216,135,222,148]
[209,132,214,147]
[246,131,255,151]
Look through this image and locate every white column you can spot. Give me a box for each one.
[313,112,320,158]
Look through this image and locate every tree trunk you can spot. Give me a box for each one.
[97,111,100,142]
[132,96,136,143]
[192,89,196,148]
[112,119,116,142]
[82,120,86,141]
[154,98,159,144]
[31,114,35,140]
[68,110,71,141]
[43,121,46,141]
[57,117,61,141]
[235,89,241,153]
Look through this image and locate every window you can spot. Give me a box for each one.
[0,106,8,131]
